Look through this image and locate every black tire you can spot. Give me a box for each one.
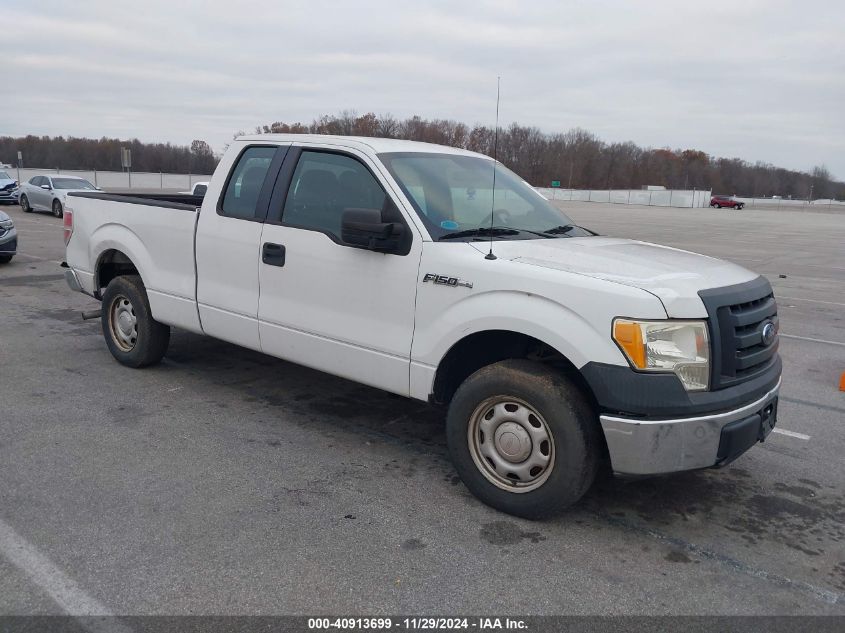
[737,204,744,210]
[101,275,170,368]
[20,195,32,213]
[0,254,12,264]
[446,359,601,519]
[715,204,722,208]
[52,199,63,218]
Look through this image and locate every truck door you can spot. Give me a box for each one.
[195,143,289,350]
[31,176,49,210]
[257,147,422,396]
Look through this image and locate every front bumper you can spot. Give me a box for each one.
[0,190,20,203]
[599,378,780,476]
[0,230,17,255]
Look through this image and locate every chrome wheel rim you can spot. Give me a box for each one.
[109,294,137,351]
[467,396,555,493]
[53,201,61,217]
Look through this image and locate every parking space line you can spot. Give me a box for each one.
[799,263,845,271]
[14,252,64,265]
[772,428,811,440]
[778,296,845,307]
[5,218,61,226]
[780,395,845,415]
[0,518,130,630]
[780,333,845,347]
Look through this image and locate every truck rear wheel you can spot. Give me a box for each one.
[446,359,600,519]
[101,275,170,368]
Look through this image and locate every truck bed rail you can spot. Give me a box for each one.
[68,191,201,211]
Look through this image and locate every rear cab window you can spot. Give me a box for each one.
[219,146,278,220]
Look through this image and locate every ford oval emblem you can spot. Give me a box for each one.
[761,321,776,346]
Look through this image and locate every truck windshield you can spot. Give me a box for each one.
[378,152,593,241]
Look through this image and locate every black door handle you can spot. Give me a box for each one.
[262,242,285,267]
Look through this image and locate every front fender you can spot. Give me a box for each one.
[409,283,665,402]
[415,289,625,370]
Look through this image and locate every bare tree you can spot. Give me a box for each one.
[4,118,843,198]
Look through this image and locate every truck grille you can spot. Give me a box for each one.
[699,277,779,389]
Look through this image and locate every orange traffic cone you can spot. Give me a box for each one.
[840,371,845,392]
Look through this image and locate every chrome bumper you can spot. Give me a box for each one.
[599,378,781,476]
[64,267,83,292]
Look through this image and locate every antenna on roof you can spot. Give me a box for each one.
[485,76,501,261]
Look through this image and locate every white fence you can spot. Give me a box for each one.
[7,166,214,191]
[536,188,712,208]
[735,196,845,208]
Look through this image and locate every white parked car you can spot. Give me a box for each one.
[0,209,17,263]
[63,135,781,518]
[0,170,20,205]
[19,174,98,218]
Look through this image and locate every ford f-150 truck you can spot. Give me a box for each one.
[63,135,781,518]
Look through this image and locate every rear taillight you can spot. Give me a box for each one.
[63,209,73,245]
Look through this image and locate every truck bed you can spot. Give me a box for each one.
[65,191,203,333]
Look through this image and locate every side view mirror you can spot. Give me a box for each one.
[341,208,403,253]
[41,184,51,190]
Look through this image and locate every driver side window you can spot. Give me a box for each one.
[282,151,387,240]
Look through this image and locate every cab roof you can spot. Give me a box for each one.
[236,134,490,159]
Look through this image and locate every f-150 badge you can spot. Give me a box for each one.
[422,273,473,288]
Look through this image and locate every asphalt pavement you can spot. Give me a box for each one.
[0,201,843,616]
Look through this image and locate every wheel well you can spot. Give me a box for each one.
[96,249,139,297]
[431,330,596,409]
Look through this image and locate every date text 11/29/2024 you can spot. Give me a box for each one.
[308,617,527,630]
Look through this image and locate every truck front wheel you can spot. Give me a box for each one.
[446,359,601,519]
[101,275,170,368]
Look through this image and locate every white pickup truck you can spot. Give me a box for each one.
[178,181,209,197]
[63,135,781,518]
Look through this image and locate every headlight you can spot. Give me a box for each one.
[612,319,710,391]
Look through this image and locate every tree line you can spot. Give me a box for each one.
[0,136,217,175]
[250,112,843,200]
[3,115,841,199]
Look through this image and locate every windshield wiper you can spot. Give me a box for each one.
[439,226,559,241]
[540,224,599,237]
[542,224,577,235]
[438,227,520,240]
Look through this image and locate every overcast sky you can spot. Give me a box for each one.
[3,0,843,178]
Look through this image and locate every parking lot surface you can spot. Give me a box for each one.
[0,201,843,615]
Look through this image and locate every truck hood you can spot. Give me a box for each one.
[471,237,758,317]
